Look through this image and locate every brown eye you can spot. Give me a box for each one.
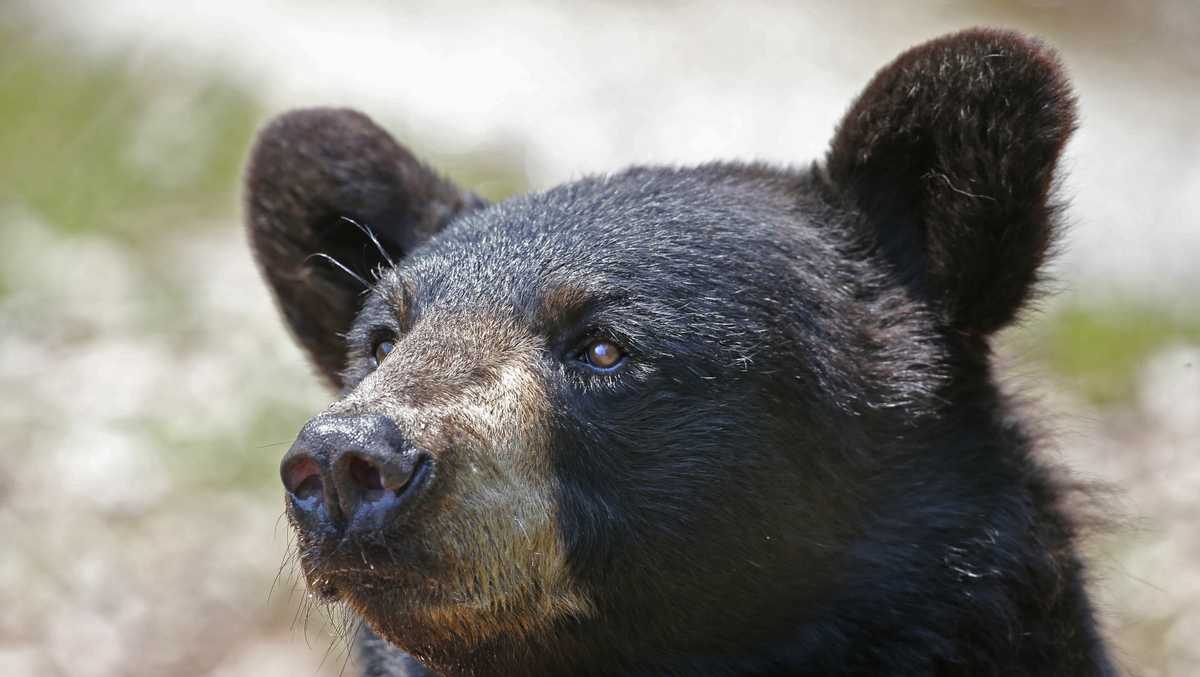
[584,339,624,371]
[372,340,394,367]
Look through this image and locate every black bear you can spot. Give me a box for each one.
[245,28,1116,676]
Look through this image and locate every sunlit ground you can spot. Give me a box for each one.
[1,2,1197,675]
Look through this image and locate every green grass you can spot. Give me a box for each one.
[426,141,529,203]
[1021,303,1200,406]
[0,23,263,240]
[0,21,527,242]
[141,400,316,496]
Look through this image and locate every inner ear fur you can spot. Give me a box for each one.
[826,28,1077,336]
[244,107,485,389]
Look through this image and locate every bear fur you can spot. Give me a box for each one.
[244,28,1116,676]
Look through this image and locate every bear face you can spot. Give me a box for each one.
[246,29,1113,676]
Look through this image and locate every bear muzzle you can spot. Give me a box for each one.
[280,413,433,537]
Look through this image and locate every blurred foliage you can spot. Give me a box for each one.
[0,20,526,241]
[0,23,262,240]
[145,404,311,494]
[1026,303,1200,406]
[419,140,529,205]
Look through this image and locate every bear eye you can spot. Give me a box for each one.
[581,339,625,372]
[372,340,395,367]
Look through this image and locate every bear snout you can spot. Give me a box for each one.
[280,413,433,536]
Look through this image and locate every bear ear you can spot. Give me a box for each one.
[825,29,1077,336]
[245,108,485,389]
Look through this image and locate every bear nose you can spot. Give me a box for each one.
[280,414,429,530]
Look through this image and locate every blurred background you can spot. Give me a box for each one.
[1,1,1196,675]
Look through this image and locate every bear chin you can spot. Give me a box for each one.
[341,577,583,664]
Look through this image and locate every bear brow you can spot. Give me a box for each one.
[538,284,590,322]
[539,283,624,317]
[373,271,414,320]
[535,283,638,330]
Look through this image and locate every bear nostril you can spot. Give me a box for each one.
[341,452,422,509]
[294,474,323,501]
[283,456,324,502]
[284,414,430,529]
[348,455,385,493]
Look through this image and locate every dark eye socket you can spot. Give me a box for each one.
[372,340,395,367]
[579,338,626,372]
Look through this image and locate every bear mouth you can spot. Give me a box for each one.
[292,458,437,603]
[301,557,433,605]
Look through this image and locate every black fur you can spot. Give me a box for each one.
[825,29,1076,336]
[244,108,486,388]
[246,29,1115,676]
